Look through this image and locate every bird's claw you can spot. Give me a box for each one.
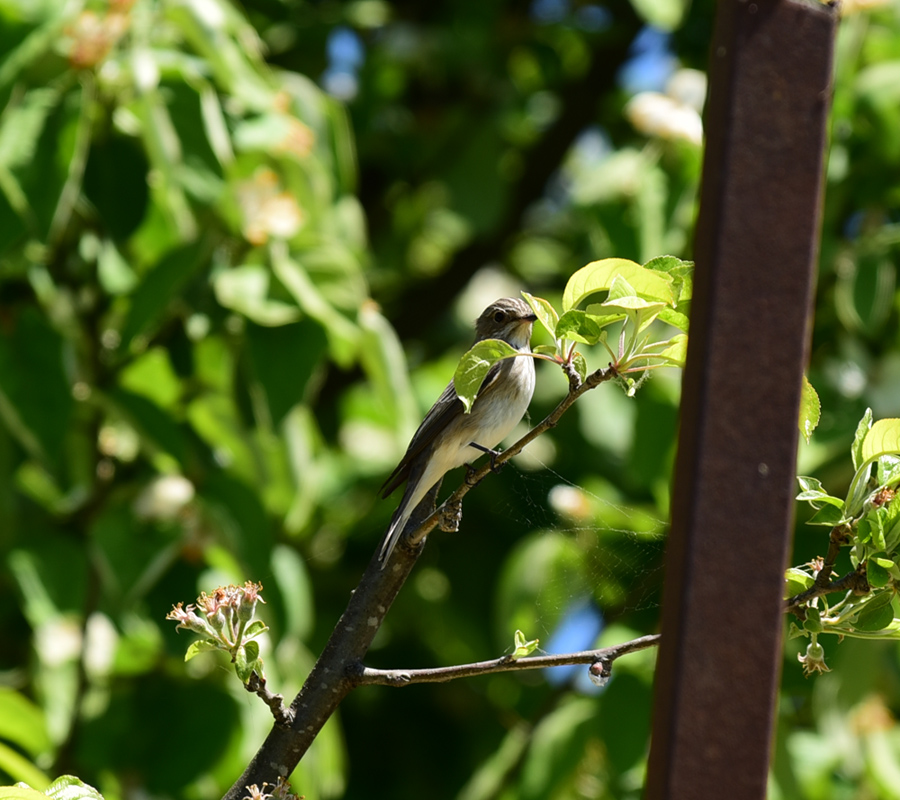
[469,442,505,473]
[439,497,462,532]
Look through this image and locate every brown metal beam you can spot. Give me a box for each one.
[646,1,838,798]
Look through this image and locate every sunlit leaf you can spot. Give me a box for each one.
[511,629,540,660]
[184,639,219,662]
[562,257,674,312]
[862,419,900,464]
[522,292,559,341]
[853,408,874,472]
[453,338,519,413]
[799,375,821,444]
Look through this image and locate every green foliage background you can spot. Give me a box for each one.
[1,0,900,798]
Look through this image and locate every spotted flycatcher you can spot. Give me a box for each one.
[379,297,537,563]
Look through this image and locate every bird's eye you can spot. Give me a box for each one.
[492,310,506,323]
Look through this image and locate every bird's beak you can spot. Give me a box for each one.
[524,312,537,323]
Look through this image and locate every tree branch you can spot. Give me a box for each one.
[222,362,617,800]
[351,634,660,687]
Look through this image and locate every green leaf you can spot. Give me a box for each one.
[522,292,559,341]
[0,741,50,792]
[657,307,690,332]
[862,419,900,464]
[628,0,689,31]
[785,567,814,598]
[572,352,587,384]
[795,478,844,509]
[854,591,896,632]
[242,620,269,640]
[120,240,208,350]
[0,308,73,468]
[533,345,559,357]
[562,257,674,312]
[853,408,874,472]
[270,246,359,367]
[806,504,848,527]
[799,375,821,444]
[184,639,220,663]
[868,557,894,589]
[0,784,54,800]
[555,310,604,345]
[511,629,540,660]
[214,265,301,326]
[452,338,520,413]
[243,640,260,662]
[43,775,105,800]
[234,645,252,683]
[0,688,50,757]
[654,334,688,367]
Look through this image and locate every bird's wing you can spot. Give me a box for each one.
[380,360,509,498]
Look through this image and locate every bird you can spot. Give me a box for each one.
[379,297,538,564]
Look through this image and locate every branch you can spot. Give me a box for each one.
[351,634,660,687]
[246,672,293,727]
[223,363,617,800]
[785,524,866,615]
[785,560,870,616]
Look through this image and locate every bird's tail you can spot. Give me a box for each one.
[379,501,412,566]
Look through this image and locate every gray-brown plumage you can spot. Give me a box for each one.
[379,297,537,563]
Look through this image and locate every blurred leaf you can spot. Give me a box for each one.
[496,533,589,644]
[0,308,72,468]
[0,783,51,800]
[214,265,301,326]
[119,348,182,411]
[0,688,50,758]
[119,240,208,350]
[452,338,519,413]
[598,671,653,775]
[269,544,314,640]
[628,0,688,31]
[246,318,327,428]
[83,134,150,240]
[358,302,417,440]
[270,245,359,366]
[518,697,596,800]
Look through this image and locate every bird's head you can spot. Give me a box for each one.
[474,297,538,349]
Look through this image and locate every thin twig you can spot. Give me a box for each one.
[246,672,293,727]
[351,634,660,687]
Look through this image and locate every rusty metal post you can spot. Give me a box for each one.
[645,1,838,798]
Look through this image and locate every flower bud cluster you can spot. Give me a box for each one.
[167,582,268,682]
